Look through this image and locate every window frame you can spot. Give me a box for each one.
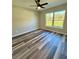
[45,10,66,29]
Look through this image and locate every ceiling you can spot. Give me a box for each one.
[13,0,67,11]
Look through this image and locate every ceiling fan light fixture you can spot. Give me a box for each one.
[31,0,48,10]
[37,6,41,10]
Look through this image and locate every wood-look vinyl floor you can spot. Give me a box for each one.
[12,30,67,59]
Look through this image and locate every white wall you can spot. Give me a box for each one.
[12,5,39,37]
[12,3,67,37]
[39,4,67,35]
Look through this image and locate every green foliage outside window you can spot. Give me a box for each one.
[45,10,66,28]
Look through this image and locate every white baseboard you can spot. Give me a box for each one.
[12,29,38,38]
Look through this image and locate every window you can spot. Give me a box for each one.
[46,12,53,26]
[45,10,66,28]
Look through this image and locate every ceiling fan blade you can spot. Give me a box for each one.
[41,6,45,8]
[38,0,40,2]
[35,0,40,5]
[35,0,38,4]
[41,3,48,6]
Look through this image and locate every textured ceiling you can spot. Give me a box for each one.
[13,0,67,11]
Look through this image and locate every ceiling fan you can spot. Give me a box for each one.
[31,0,48,9]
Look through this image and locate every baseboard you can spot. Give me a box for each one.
[40,28,67,35]
[12,29,39,38]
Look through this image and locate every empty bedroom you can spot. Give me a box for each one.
[12,0,67,59]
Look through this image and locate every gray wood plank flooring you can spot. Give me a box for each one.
[12,30,67,59]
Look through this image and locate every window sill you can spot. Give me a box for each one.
[46,26,64,29]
